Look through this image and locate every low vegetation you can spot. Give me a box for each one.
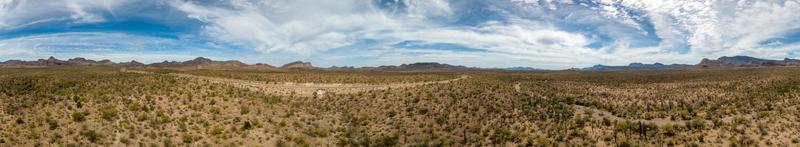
[1,67,799,146]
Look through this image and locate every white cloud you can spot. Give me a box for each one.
[174,0,405,54]
[2,0,799,69]
[404,0,453,20]
[174,0,611,68]
[609,0,800,56]
[0,32,236,63]
[0,0,132,29]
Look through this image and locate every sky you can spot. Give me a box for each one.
[1,0,799,69]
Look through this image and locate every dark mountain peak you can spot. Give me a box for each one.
[68,57,88,61]
[280,61,313,69]
[628,63,644,67]
[719,55,755,59]
[400,62,462,68]
[184,57,213,65]
[47,56,58,61]
[699,55,800,67]
[97,59,112,64]
[118,60,145,66]
[253,63,276,68]
[193,57,212,61]
[718,56,767,62]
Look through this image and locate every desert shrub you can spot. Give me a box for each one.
[243,121,253,130]
[240,105,250,115]
[686,119,705,130]
[100,105,118,120]
[47,119,59,130]
[374,134,399,146]
[15,117,24,124]
[210,107,221,114]
[287,135,309,147]
[386,111,397,117]
[305,126,330,137]
[602,118,612,126]
[211,125,224,136]
[418,108,429,115]
[264,95,283,104]
[617,139,633,147]
[182,133,194,143]
[72,111,88,122]
[81,130,103,143]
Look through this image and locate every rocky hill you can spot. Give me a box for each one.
[698,56,800,67]
[279,61,314,69]
[149,57,260,70]
[578,56,800,71]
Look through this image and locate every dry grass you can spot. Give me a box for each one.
[1,67,799,146]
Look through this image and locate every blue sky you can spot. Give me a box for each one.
[1,0,799,69]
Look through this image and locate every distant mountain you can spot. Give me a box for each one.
[149,57,258,70]
[698,56,800,67]
[117,60,145,67]
[578,55,800,71]
[9,55,798,71]
[582,63,692,71]
[0,57,479,71]
[0,57,276,70]
[503,67,544,71]
[367,62,474,71]
[0,56,141,67]
[280,61,314,69]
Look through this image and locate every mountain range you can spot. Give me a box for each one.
[2,55,800,71]
[697,56,800,67]
[582,63,693,71]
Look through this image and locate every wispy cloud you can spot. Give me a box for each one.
[0,0,799,69]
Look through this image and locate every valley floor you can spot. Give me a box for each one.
[1,67,800,146]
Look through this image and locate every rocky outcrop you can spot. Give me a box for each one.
[280,61,314,69]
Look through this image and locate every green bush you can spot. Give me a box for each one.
[374,134,398,146]
[81,130,103,143]
[304,126,330,137]
[243,121,253,130]
[72,111,88,122]
[100,105,118,120]
[47,119,59,130]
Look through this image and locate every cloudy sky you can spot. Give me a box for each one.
[1,0,799,69]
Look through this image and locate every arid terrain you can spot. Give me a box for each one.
[1,0,798,146]
[2,65,800,146]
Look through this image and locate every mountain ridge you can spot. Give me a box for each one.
[581,63,693,71]
[698,56,800,67]
[3,55,800,71]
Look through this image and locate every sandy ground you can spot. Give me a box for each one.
[513,82,757,126]
[124,69,469,97]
